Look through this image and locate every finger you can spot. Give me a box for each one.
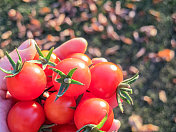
[108,119,121,132]
[53,38,88,60]
[0,39,37,93]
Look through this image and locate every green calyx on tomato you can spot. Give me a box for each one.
[77,113,108,132]
[0,49,23,78]
[29,43,57,70]
[50,67,84,101]
[39,123,57,132]
[116,72,139,113]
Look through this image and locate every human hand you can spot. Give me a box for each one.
[0,38,120,132]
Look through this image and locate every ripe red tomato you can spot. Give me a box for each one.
[34,50,59,88]
[34,50,59,63]
[80,91,122,109]
[53,38,88,60]
[6,62,46,100]
[74,98,114,131]
[88,62,123,98]
[92,57,108,66]
[52,124,77,132]
[66,53,92,66]
[7,101,45,132]
[44,92,76,124]
[52,58,91,97]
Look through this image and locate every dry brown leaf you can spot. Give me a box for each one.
[153,0,163,4]
[81,12,89,21]
[109,13,117,24]
[83,24,94,34]
[47,34,60,42]
[43,42,56,50]
[172,13,176,23]
[120,36,133,45]
[91,22,104,32]
[105,45,119,56]
[129,66,139,74]
[171,39,176,48]
[1,39,11,48]
[8,9,17,19]
[56,14,65,26]
[69,29,75,39]
[88,46,101,57]
[98,13,108,26]
[44,14,54,21]
[115,1,121,15]
[27,30,33,39]
[125,3,136,10]
[136,48,146,58]
[89,2,97,13]
[148,52,157,59]
[17,21,26,38]
[157,49,175,61]
[159,90,167,103]
[103,1,113,12]
[123,70,128,79]
[64,17,73,26]
[143,96,152,105]
[1,31,12,40]
[30,18,41,28]
[107,25,120,40]
[140,124,159,132]
[149,9,160,21]
[129,114,143,132]
[173,78,176,84]
[0,49,4,58]
[39,7,51,15]
[140,25,157,37]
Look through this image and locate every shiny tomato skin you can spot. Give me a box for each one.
[6,62,46,100]
[88,62,123,98]
[52,58,91,97]
[74,98,114,131]
[7,101,45,132]
[66,53,92,66]
[34,50,59,88]
[44,92,76,124]
[52,124,77,132]
[91,57,108,66]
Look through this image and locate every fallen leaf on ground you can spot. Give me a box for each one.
[88,46,101,57]
[120,36,133,45]
[136,48,146,58]
[1,31,12,39]
[0,49,4,58]
[143,96,152,105]
[157,49,175,61]
[1,39,11,48]
[159,90,167,103]
[105,45,119,56]
[129,66,139,74]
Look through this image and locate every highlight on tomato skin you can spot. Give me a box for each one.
[88,62,123,99]
[66,53,92,66]
[91,57,108,66]
[7,101,45,132]
[74,98,114,131]
[44,92,76,124]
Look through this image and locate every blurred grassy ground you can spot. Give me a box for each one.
[0,0,176,131]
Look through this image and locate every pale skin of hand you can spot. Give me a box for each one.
[0,39,120,132]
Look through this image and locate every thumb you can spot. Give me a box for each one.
[0,39,37,96]
[108,119,121,132]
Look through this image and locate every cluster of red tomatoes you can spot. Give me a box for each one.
[2,38,138,132]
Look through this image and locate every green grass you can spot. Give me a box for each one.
[0,0,176,131]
